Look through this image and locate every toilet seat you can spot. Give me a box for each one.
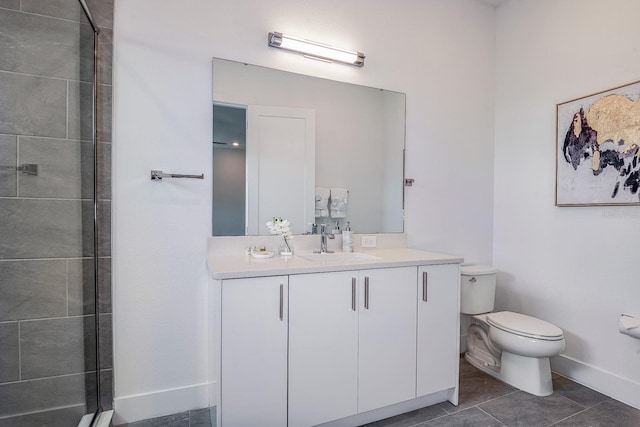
[486,311,564,341]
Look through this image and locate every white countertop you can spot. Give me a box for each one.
[207,247,463,280]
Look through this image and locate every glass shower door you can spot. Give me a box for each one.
[0,0,103,424]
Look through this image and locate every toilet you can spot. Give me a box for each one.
[461,265,566,396]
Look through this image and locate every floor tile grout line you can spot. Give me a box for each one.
[547,406,591,426]
[476,405,507,426]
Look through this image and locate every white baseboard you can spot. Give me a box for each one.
[113,382,212,424]
[551,354,640,410]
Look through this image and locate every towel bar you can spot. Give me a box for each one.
[150,170,204,180]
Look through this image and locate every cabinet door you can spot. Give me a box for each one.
[289,271,358,427]
[358,267,417,413]
[220,276,288,427]
[417,264,460,396]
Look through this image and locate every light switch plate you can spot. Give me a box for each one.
[361,235,377,248]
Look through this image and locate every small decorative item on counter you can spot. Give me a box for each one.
[266,217,294,256]
[342,221,353,253]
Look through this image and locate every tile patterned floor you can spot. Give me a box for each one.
[365,357,640,427]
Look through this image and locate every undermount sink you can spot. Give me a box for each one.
[299,252,381,263]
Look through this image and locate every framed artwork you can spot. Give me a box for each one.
[556,80,640,206]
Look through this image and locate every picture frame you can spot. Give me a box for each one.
[556,80,640,206]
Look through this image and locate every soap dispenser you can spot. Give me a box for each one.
[342,221,353,253]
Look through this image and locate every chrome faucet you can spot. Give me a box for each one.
[317,224,334,254]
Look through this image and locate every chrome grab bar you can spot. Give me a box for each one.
[150,170,204,180]
[0,163,38,175]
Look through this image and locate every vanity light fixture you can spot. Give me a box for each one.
[268,32,365,67]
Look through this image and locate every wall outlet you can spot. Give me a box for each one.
[361,235,377,248]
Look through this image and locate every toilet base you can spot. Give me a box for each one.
[465,350,553,396]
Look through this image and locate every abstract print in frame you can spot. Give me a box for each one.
[556,80,640,206]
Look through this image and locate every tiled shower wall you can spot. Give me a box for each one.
[0,0,113,424]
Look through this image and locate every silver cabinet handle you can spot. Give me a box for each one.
[422,271,428,302]
[279,283,284,321]
[364,276,370,309]
[351,277,357,311]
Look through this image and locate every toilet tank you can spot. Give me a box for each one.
[460,265,498,315]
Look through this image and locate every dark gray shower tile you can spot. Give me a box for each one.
[190,408,213,427]
[0,72,67,138]
[425,407,504,426]
[0,373,90,417]
[0,135,17,197]
[98,201,111,257]
[0,260,67,321]
[97,84,113,143]
[21,0,84,22]
[97,142,111,199]
[364,404,448,427]
[0,9,93,81]
[68,81,96,142]
[0,405,87,427]
[0,0,19,10]
[0,199,93,259]
[18,137,93,199]
[552,374,609,408]
[479,390,584,426]
[97,28,113,85]
[86,0,114,29]
[20,316,96,379]
[0,322,19,383]
[99,313,112,369]
[552,398,640,426]
[100,369,113,410]
[68,257,112,316]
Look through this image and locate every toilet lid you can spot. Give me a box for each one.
[486,311,564,340]
[461,265,498,276]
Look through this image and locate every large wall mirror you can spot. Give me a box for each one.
[212,57,406,236]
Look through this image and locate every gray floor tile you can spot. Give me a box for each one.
[480,391,585,426]
[364,404,448,427]
[0,0,20,10]
[552,398,640,427]
[552,375,608,408]
[119,412,190,427]
[440,370,515,413]
[424,407,504,426]
[189,408,213,427]
[459,357,480,377]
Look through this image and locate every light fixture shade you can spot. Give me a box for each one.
[268,32,365,67]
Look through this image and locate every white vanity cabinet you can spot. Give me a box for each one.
[210,245,462,427]
[417,264,460,399]
[289,271,359,427]
[288,267,417,426]
[219,275,288,427]
[357,267,417,412]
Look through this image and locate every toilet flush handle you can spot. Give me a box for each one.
[470,277,477,283]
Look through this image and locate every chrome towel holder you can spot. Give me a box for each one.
[150,170,204,180]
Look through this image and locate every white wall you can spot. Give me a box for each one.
[494,0,640,410]
[112,0,496,422]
